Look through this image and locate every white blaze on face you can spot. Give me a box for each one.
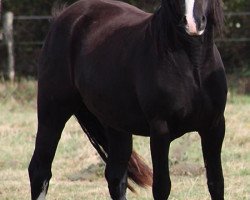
[185,0,198,34]
[36,181,48,200]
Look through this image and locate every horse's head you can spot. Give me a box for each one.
[164,0,223,36]
[182,0,209,35]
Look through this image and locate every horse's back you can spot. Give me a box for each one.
[39,0,151,79]
[59,0,152,50]
[55,0,151,28]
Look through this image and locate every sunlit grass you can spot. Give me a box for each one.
[0,80,249,199]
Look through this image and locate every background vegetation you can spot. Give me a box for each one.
[2,0,250,14]
[0,0,250,77]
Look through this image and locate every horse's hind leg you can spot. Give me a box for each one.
[28,90,79,200]
[199,117,225,200]
[105,128,132,200]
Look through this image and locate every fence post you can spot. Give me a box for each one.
[3,11,15,82]
[0,0,2,17]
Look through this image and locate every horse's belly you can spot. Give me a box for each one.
[87,98,150,135]
[77,80,150,135]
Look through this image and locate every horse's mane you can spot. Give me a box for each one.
[51,3,68,21]
[209,0,224,34]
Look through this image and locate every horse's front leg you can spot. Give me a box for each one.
[199,116,225,200]
[150,120,171,200]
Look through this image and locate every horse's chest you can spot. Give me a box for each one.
[137,67,226,132]
[137,67,196,119]
[172,78,227,133]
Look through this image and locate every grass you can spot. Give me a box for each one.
[0,80,249,199]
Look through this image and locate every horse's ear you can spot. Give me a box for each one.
[209,0,224,35]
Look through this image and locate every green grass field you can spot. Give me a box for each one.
[0,80,249,199]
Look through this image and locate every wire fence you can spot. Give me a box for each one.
[216,12,250,73]
[0,12,250,77]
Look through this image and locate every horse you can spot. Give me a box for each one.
[28,0,227,199]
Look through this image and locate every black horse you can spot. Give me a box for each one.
[29,0,227,199]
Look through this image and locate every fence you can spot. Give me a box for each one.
[0,12,250,80]
[0,13,51,79]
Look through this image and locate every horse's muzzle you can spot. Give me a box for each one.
[182,15,207,36]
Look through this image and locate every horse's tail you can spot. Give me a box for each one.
[74,105,152,192]
[127,151,153,192]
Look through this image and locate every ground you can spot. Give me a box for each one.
[0,80,249,199]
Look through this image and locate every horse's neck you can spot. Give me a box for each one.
[181,27,216,87]
[149,7,216,87]
[181,34,208,66]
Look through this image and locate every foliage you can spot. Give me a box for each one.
[223,0,250,12]
[3,0,249,14]
[2,0,76,15]
[217,0,250,73]
[0,0,249,76]
[2,0,249,15]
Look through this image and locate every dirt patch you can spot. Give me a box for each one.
[67,162,105,182]
[170,163,205,176]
